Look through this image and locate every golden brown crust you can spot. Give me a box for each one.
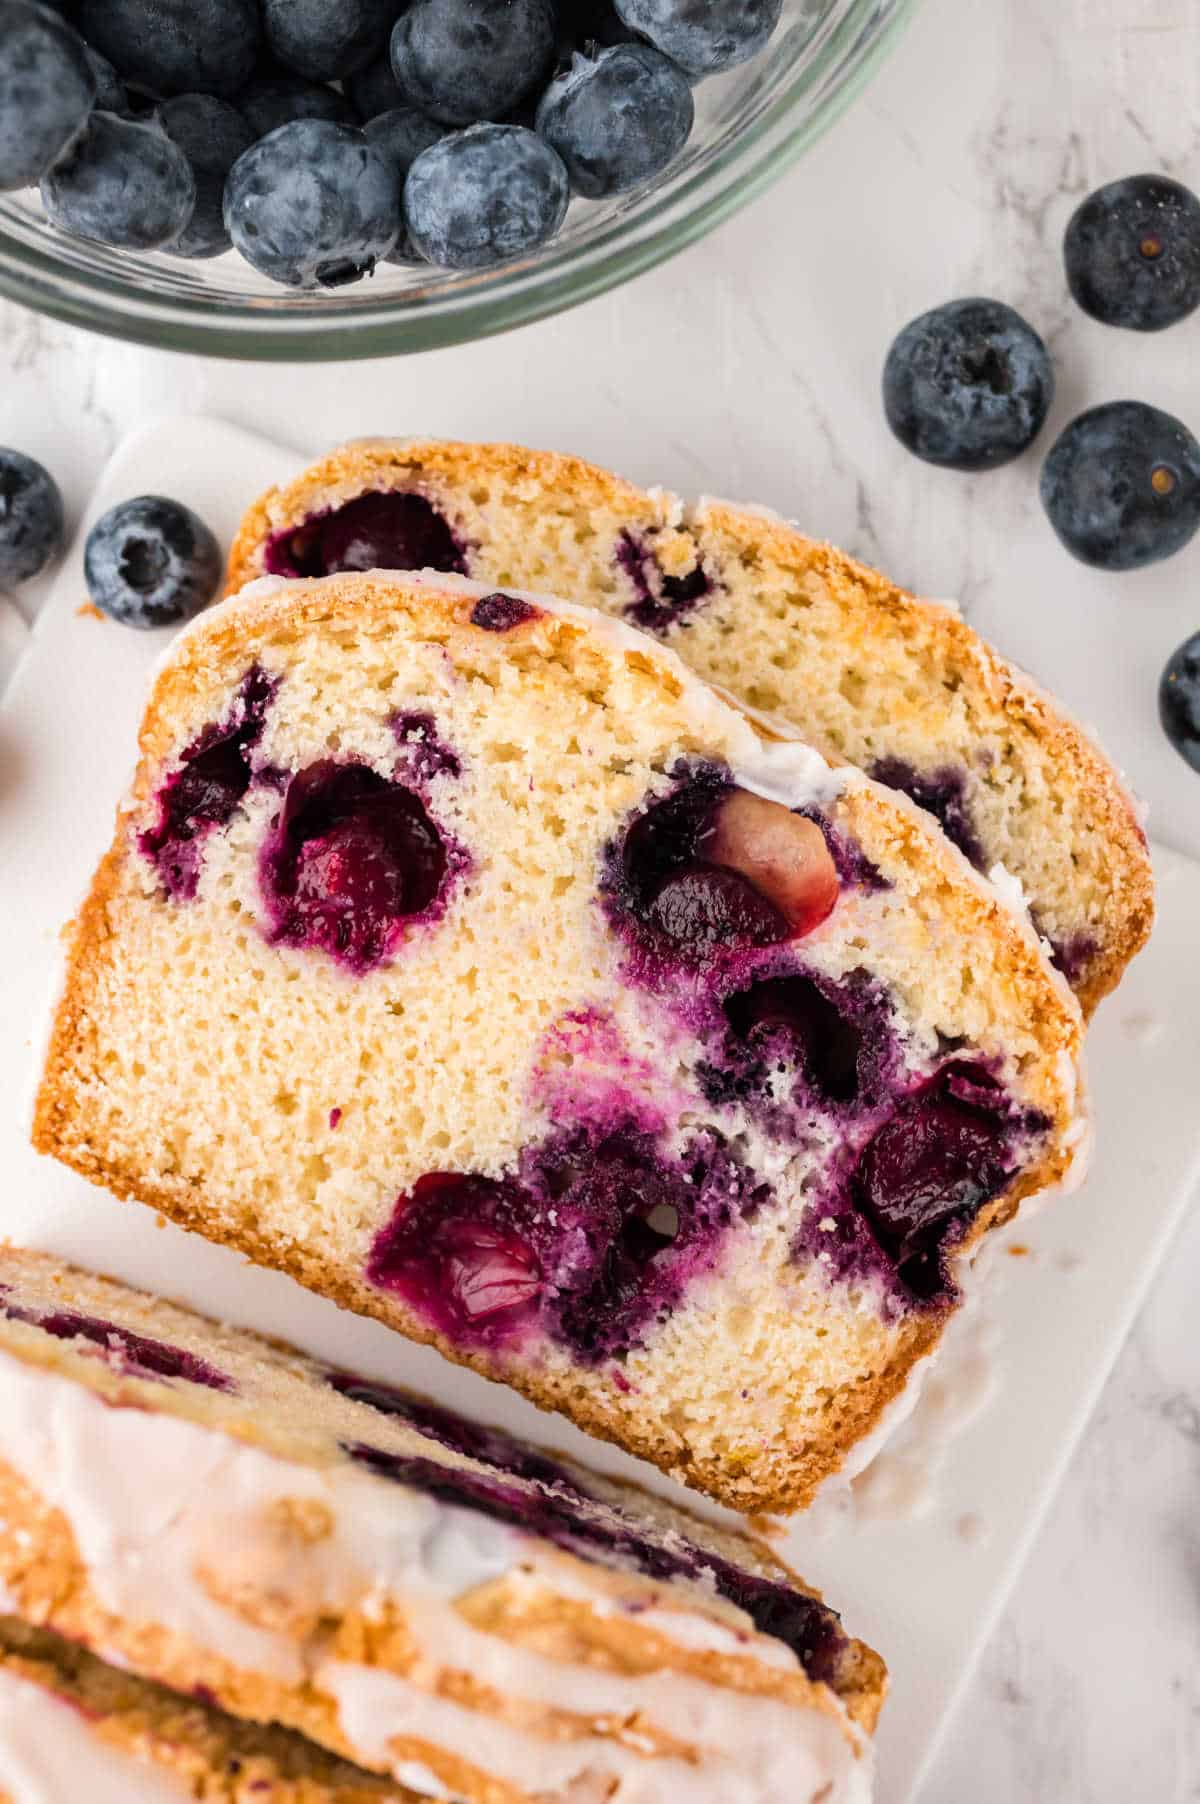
[32,571,1082,1517]
[224,437,1153,1015]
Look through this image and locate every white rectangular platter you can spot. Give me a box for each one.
[2,416,1199,1803]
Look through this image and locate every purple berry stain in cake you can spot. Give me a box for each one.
[259,760,466,972]
[264,491,468,581]
[340,1442,847,1686]
[531,1007,679,1138]
[602,766,841,984]
[367,1121,770,1363]
[870,757,986,871]
[470,592,541,632]
[1,1301,233,1391]
[139,665,278,900]
[794,1060,1048,1307]
[1044,927,1097,986]
[389,710,462,787]
[616,530,713,633]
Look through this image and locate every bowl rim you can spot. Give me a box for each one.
[0,0,920,362]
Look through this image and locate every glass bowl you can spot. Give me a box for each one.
[0,0,917,361]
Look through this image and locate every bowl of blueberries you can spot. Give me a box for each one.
[0,0,916,359]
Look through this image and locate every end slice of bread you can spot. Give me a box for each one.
[225,438,1154,1015]
[33,570,1085,1511]
[0,1248,883,1803]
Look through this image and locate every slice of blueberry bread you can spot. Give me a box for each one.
[0,1249,884,1804]
[33,570,1085,1511]
[0,1617,414,1803]
[226,438,1154,1015]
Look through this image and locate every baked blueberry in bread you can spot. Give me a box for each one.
[0,1249,883,1803]
[226,438,1154,1014]
[32,570,1085,1511]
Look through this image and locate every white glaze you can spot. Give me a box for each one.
[0,1664,190,1804]
[0,1351,871,1804]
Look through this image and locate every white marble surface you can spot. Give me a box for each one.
[1,0,1198,1795]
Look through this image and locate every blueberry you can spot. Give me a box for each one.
[41,111,196,251]
[85,495,221,629]
[0,1,95,193]
[0,449,63,587]
[404,123,568,269]
[883,297,1054,472]
[82,44,128,116]
[157,94,252,258]
[613,0,782,77]
[390,0,557,127]
[1160,631,1200,773]
[224,120,401,288]
[536,44,692,199]
[1039,401,1200,572]
[1064,174,1200,333]
[235,71,356,138]
[556,0,641,50]
[264,0,397,84]
[364,106,445,176]
[346,53,404,122]
[78,0,260,99]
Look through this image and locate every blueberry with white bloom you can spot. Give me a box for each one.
[78,0,260,98]
[613,0,783,77]
[41,111,196,250]
[346,53,404,122]
[0,449,64,588]
[390,0,557,126]
[236,71,356,138]
[85,496,221,629]
[403,123,568,269]
[536,43,693,198]
[224,119,402,288]
[158,94,252,258]
[264,0,397,83]
[0,0,95,192]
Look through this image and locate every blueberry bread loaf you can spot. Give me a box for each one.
[33,571,1085,1510]
[226,438,1154,1014]
[0,1617,415,1803]
[0,1250,883,1804]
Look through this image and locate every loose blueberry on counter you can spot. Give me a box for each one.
[1039,400,1200,571]
[259,760,451,971]
[79,0,260,99]
[536,44,693,199]
[157,94,253,259]
[0,449,64,588]
[391,0,558,127]
[404,124,569,270]
[1064,174,1200,333]
[224,120,402,288]
[263,0,397,84]
[346,52,405,122]
[265,491,467,579]
[0,1,96,193]
[140,665,276,900]
[41,111,197,251]
[85,495,221,629]
[1160,630,1200,772]
[613,0,783,77]
[883,297,1055,471]
[235,71,357,138]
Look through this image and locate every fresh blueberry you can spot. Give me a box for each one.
[536,44,692,199]
[390,0,557,127]
[41,111,196,250]
[235,71,356,138]
[883,297,1054,472]
[1160,631,1200,773]
[82,44,128,115]
[613,0,782,76]
[85,495,221,629]
[346,52,404,122]
[1039,401,1200,572]
[0,449,64,588]
[1064,174,1200,334]
[224,120,401,288]
[78,0,260,99]
[264,0,397,84]
[364,106,445,176]
[404,123,568,269]
[0,1,95,193]
[157,94,252,258]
